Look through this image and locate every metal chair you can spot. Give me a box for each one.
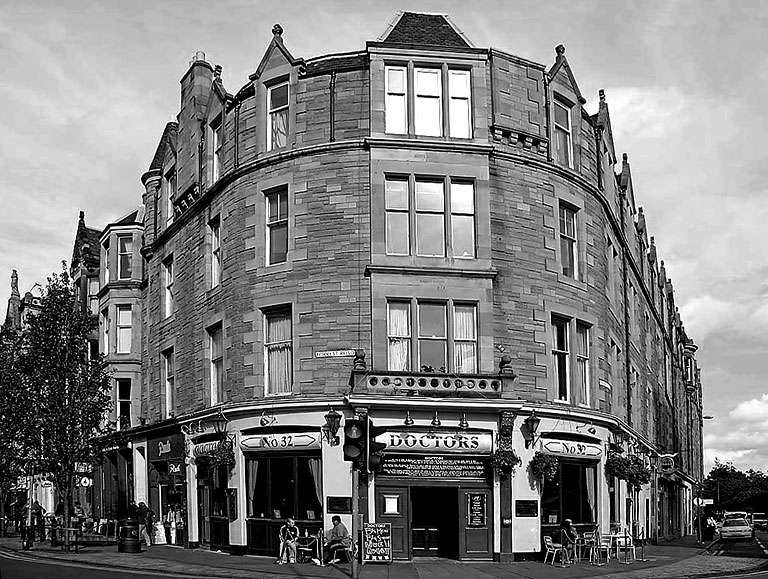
[543,535,566,565]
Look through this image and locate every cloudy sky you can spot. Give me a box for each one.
[1,1,766,474]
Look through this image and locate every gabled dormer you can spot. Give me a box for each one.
[249,24,305,154]
[141,122,178,247]
[204,65,232,187]
[593,89,620,206]
[70,211,103,316]
[547,45,587,171]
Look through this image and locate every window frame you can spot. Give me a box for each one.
[448,69,472,138]
[101,308,110,355]
[386,298,478,374]
[164,167,176,227]
[209,324,224,405]
[558,203,578,280]
[211,116,223,182]
[103,241,110,284]
[552,316,570,402]
[552,97,573,168]
[264,307,293,395]
[116,378,131,431]
[414,67,443,137]
[163,256,174,318]
[574,322,590,406]
[385,65,408,135]
[267,80,289,151]
[209,216,221,288]
[116,305,132,354]
[88,278,99,314]
[163,348,175,419]
[265,187,289,265]
[117,235,133,280]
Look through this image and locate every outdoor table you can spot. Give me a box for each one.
[296,533,320,563]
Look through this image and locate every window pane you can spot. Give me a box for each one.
[385,179,408,209]
[559,205,575,237]
[297,458,323,520]
[419,339,446,370]
[270,83,289,110]
[388,302,411,371]
[415,181,444,211]
[554,102,569,128]
[560,237,575,278]
[415,97,441,136]
[452,215,475,258]
[415,69,441,96]
[454,342,476,373]
[553,319,568,350]
[449,99,470,138]
[454,305,476,339]
[387,68,405,94]
[416,214,444,256]
[554,128,571,166]
[419,303,446,338]
[271,110,288,149]
[269,223,288,264]
[117,379,131,399]
[450,182,474,213]
[556,352,568,400]
[386,213,409,255]
[449,71,469,98]
[117,328,131,353]
[117,307,131,325]
[386,95,406,134]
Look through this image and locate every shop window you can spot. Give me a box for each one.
[118,235,132,280]
[116,305,132,353]
[116,378,131,430]
[208,324,224,405]
[163,348,175,419]
[163,256,174,318]
[245,456,322,521]
[541,459,597,525]
[265,307,292,394]
[558,203,578,279]
[387,299,477,374]
[384,176,475,259]
[553,97,572,168]
[266,187,288,265]
[267,80,289,151]
[209,216,221,288]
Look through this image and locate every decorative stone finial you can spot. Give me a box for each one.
[214,65,222,79]
[10,270,19,296]
[638,206,644,214]
[599,89,605,102]
[272,23,283,37]
[622,152,628,162]
[555,44,565,56]
[79,210,85,222]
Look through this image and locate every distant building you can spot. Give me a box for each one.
[80,11,703,559]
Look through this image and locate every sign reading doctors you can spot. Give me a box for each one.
[375,430,493,454]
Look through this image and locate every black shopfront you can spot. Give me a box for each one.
[147,433,187,545]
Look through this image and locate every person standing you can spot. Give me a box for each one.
[137,502,155,546]
[31,501,45,542]
[276,518,299,564]
[324,516,351,564]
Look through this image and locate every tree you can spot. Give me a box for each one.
[0,324,28,536]
[18,266,112,545]
[702,460,768,514]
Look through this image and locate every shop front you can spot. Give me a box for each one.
[373,429,494,561]
[92,440,133,521]
[147,433,187,546]
[241,429,324,556]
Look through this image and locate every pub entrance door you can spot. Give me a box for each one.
[411,487,458,558]
[197,484,211,547]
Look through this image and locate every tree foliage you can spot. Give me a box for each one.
[14,266,112,537]
[702,459,768,513]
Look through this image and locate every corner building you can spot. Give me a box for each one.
[127,12,704,560]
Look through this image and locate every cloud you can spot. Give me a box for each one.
[731,395,768,424]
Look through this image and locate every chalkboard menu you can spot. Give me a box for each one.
[515,500,538,518]
[467,493,487,527]
[381,455,488,478]
[362,522,392,563]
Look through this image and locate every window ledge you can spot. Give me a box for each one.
[366,264,497,279]
[556,274,587,292]
[258,261,292,276]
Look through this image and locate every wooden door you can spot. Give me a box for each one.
[376,486,409,559]
[459,489,492,560]
[197,485,211,546]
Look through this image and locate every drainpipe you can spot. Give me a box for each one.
[329,71,336,143]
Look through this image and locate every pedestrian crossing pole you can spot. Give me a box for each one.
[351,467,359,579]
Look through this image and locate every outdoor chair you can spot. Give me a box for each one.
[543,535,566,565]
[591,532,611,564]
[615,533,636,561]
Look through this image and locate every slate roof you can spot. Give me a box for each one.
[302,52,368,77]
[380,12,472,48]
[71,211,102,272]
[147,122,178,174]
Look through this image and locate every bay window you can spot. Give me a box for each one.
[118,235,132,279]
[116,305,132,353]
[558,203,578,279]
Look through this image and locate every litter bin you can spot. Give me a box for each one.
[117,518,141,553]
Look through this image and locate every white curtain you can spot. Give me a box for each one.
[575,325,589,405]
[246,459,258,517]
[267,313,292,393]
[388,303,410,371]
[307,458,322,511]
[453,305,476,373]
[585,465,597,523]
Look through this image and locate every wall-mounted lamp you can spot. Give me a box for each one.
[459,413,469,430]
[523,411,541,449]
[210,408,229,437]
[323,408,342,446]
[611,428,627,446]
[404,410,414,426]
[431,411,441,427]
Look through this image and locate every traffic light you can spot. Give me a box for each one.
[367,418,387,474]
[343,417,366,469]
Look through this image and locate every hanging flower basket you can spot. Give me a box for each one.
[490,446,522,477]
[208,439,236,471]
[529,451,559,482]
[606,451,651,488]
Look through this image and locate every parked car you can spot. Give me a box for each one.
[724,511,749,520]
[719,518,754,541]
[750,512,767,530]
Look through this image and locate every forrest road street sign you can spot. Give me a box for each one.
[314,349,355,358]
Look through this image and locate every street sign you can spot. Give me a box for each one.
[693,498,714,506]
[315,349,355,358]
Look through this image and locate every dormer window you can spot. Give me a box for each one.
[164,167,176,227]
[553,98,572,167]
[211,116,223,182]
[267,80,289,151]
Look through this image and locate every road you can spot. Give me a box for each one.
[0,549,197,579]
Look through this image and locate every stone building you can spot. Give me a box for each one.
[89,11,703,560]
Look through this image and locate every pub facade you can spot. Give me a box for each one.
[79,10,704,562]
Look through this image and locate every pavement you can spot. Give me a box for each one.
[1,531,767,579]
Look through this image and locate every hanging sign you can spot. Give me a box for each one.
[362,523,392,563]
[542,439,602,458]
[375,430,493,454]
[240,432,321,451]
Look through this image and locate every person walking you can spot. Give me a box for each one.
[31,501,45,542]
[137,502,155,546]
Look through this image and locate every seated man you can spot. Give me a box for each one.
[560,519,578,563]
[324,515,351,564]
[276,518,299,564]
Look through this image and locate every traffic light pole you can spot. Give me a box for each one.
[351,467,359,579]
